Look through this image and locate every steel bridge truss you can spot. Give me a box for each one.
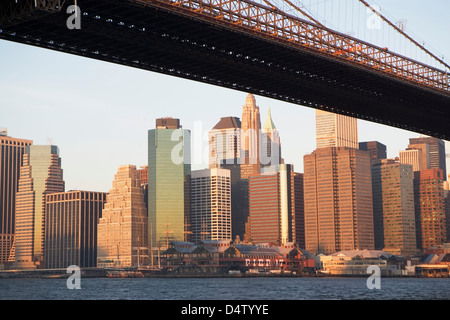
[138,0,449,94]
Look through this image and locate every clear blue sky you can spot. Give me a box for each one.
[1,0,449,193]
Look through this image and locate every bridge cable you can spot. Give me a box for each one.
[358,0,450,70]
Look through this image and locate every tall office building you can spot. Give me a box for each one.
[409,136,446,177]
[303,147,374,255]
[190,168,231,243]
[371,159,417,256]
[247,164,303,245]
[240,93,261,179]
[445,179,450,243]
[414,168,447,250]
[399,148,424,172]
[0,131,32,264]
[359,141,387,164]
[137,165,148,186]
[97,165,148,267]
[208,116,244,241]
[292,172,305,249]
[315,110,358,149]
[14,145,64,269]
[406,143,429,171]
[148,118,191,249]
[260,108,282,173]
[209,116,241,171]
[45,190,106,269]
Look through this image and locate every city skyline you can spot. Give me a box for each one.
[2,83,449,195]
[1,0,450,304]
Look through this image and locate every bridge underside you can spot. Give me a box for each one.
[1,0,449,140]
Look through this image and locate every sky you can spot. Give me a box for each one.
[1,0,449,193]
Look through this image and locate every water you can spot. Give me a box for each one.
[0,277,449,300]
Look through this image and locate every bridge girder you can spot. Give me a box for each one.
[1,0,449,139]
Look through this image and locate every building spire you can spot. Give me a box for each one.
[263,107,276,130]
[245,93,256,107]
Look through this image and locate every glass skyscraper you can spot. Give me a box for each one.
[148,118,191,250]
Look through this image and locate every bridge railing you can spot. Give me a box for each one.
[135,0,450,94]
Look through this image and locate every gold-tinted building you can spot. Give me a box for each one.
[260,108,282,173]
[0,131,32,264]
[371,159,417,256]
[14,145,64,269]
[45,190,106,268]
[97,165,148,267]
[399,148,424,172]
[247,164,303,246]
[240,93,261,179]
[303,147,374,255]
[409,137,446,177]
[414,168,447,250]
[315,110,358,149]
[148,118,191,249]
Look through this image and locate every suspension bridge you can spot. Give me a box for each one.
[1,0,449,139]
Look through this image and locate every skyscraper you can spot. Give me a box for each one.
[14,145,64,269]
[399,148,424,172]
[261,108,282,173]
[359,141,387,164]
[409,136,446,177]
[240,93,261,179]
[209,116,241,171]
[414,168,447,250]
[247,164,303,245]
[208,116,244,241]
[292,172,305,249]
[0,131,32,264]
[148,118,191,249]
[97,165,148,267]
[190,168,231,243]
[315,110,358,149]
[444,179,450,243]
[45,190,106,269]
[406,143,430,171]
[303,147,374,255]
[371,159,417,256]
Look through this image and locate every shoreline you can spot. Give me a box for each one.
[0,268,447,279]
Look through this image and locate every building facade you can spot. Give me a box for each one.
[414,168,447,250]
[190,168,231,243]
[247,164,303,246]
[409,137,446,177]
[399,148,424,172]
[14,145,65,269]
[208,116,244,241]
[359,141,387,164]
[260,108,282,173]
[371,159,417,256]
[240,93,261,179]
[303,147,374,255]
[0,131,32,264]
[148,118,191,249]
[45,190,106,268]
[209,116,241,170]
[315,110,358,149]
[97,165,148,268]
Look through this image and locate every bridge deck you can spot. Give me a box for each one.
[1,0,449,139]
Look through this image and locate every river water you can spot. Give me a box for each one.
[0,277,449,300]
